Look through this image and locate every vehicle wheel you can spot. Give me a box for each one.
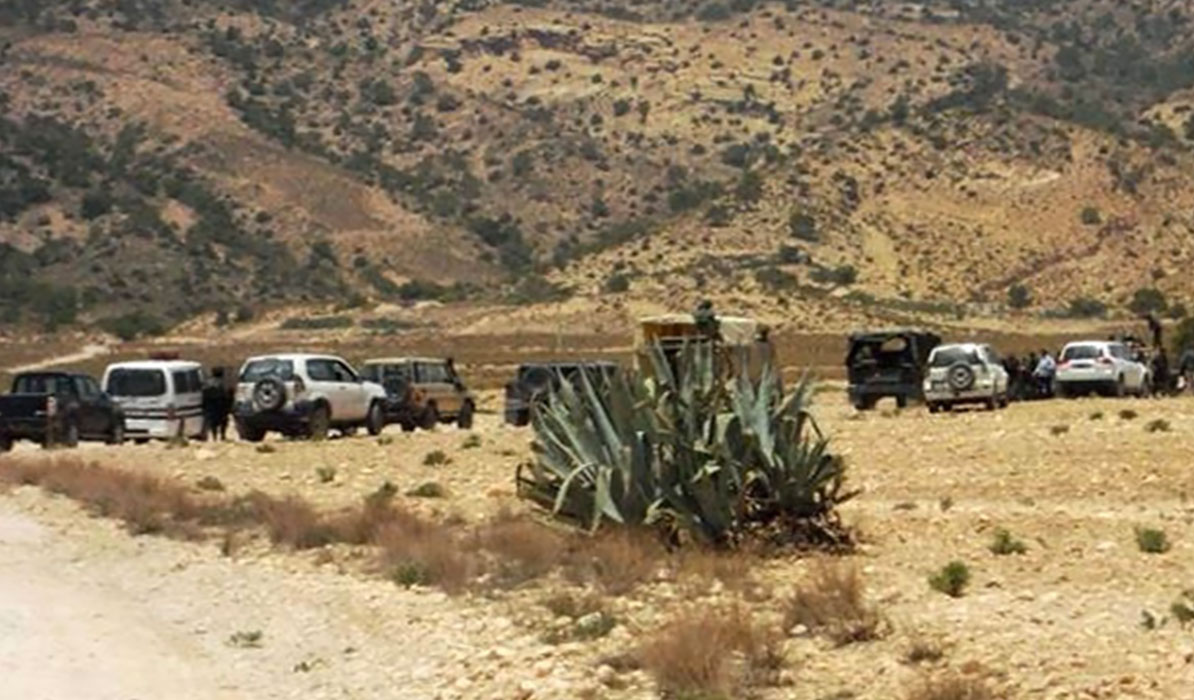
[852,398,875,411]
[400,420,417,433]
[1114,376,1126,398]
[106,420,125,446]
[341,426,358,438]
[365,402,385,436]
[999,394,1010,409]
[252,377,287,412]
[420,404,439,431]
[985,396,997,411]
[927,403,940,414]
[308,405,330,441]
[237,420,266,443]
[457,401,475,430]
[895,395,908,410]
[0,434,11,453]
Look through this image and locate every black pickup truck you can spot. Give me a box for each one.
[0,372,125,451]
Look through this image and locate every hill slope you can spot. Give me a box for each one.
[3,0,1194,334]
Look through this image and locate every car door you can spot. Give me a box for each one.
[331,359,367,421]
[304,359,341,417]
[67,376,100,436]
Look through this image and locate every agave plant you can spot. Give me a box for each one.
[518,342,855,548]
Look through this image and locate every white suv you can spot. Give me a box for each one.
[233,354,387,441]
[923,343,1009,413]
[1056,341,1150,398]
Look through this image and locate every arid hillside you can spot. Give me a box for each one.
[3,0,1194,336]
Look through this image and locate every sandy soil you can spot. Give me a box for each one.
[3,393,1194,698]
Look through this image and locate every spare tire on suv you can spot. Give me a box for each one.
[252,377,286,412]
[947,363,976,392]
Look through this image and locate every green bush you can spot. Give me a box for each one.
[603,272,631,294]
[1135,527,1170,554]
[1080,206,1101,225]
[1128,287,1167,316]
[989,529,1027,555]
[929,561,971,597]
[789,211,818,242]
[1008,284,1032,310]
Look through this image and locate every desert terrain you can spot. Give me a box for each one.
[3,389,1193,699]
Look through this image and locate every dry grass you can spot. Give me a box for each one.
[903,636,947,665]
[563,529,666,595]
[472,510,565,587]
[905,673,996,700]
[1,458,205,537]
[639,604,783,698]
[785,559,887,646]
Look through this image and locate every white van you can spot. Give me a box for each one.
[102,360,206,441]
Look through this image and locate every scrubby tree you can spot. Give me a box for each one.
[1128,287,1167,316]
[1008,284,1032,310]
[789,210,818,242]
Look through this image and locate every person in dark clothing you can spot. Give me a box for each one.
[203,367,233,441]
[1151,350,1171,396]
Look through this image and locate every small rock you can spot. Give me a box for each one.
[596,665,617,687]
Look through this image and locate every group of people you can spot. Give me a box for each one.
[1004,351,1058,401]
[1003,342,1194,402]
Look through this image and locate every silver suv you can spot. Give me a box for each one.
[923,343,1009,413]
[233,354,387,441]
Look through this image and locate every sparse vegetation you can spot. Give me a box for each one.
[905,673,995,700]
[227,630,263,649]
[1119,409,1138,421]
[988,529,1027,556]
[196,476,225,492]
[929,561,971,598]
[1050,424,1070,436]
[1135,527,1170,554]
[316,466,337,484]
[461,434,482,450]
[406,482,446,498]
[639,605,782,698]
[903,637,945,665]
[785,560,886,646]
[423,450,450,467]
[1145,419,1171,433]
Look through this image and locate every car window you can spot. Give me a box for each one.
[359,365,380,383]
[331,361,358,383]
[107,369,167,397]
[306,359,336,382]
[15,374,73,395]
[930,347,979,367]
[173,370,202,393]
[1109,344,1127,360]
[1061,345,1101,361]
[74,376,99,399]
[419,362,448,383]
[241,359,294,382]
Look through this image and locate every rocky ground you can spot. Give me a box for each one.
[3,392,1194,699]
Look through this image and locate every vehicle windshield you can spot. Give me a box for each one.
[240,359,295,382]
[13,374,73,394]
[106,369,167,397]
[930,347,979,367]
[1061,345,1102,361]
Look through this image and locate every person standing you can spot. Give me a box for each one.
[203,367,232,441]
[1033,350,1056,398]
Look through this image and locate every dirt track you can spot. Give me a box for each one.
[3,393,1194,698]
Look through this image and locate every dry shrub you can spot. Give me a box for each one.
[673,547,755,593]
[906,673,995,700]
[0,457,203,538]
[564,529,665,595]
[473,510,565,587]
[903,636,946,664]
[785,559,886,646]
[541,590,605,619]
[639,605,783,698]
[245,493,334,549]
[375,519,477,593]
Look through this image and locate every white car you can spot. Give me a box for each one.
[1055,341,1150,398]
[233,354,387,441]
[102,359,206,442]
[923,343,1009,413]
